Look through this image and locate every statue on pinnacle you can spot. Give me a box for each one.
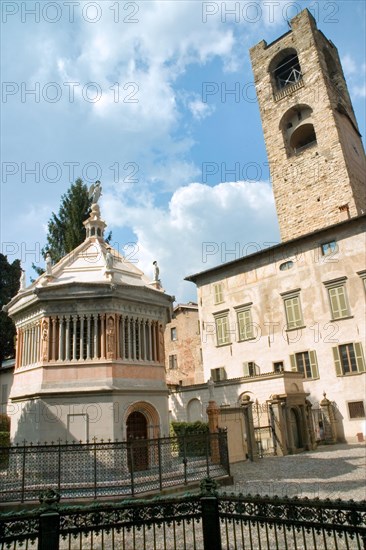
[88,180,102,204]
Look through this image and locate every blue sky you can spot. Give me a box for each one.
[1,0,365,302]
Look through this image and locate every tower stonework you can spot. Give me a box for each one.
[250,9,365,241]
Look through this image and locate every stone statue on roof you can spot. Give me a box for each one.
[153,260,160,282]
[88,180,102,204]
[106,247,114,270]
[45,252,52,276]
[20,269,26,290]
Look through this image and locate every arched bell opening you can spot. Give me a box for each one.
[269,48,302,92]
[280,105,317,156]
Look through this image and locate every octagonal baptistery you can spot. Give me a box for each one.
[5,204,173,444]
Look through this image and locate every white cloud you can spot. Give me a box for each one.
[352,84,366,98]
[103,180,279,302]
[341,57,366,99]
[342,54,357,75]
[188,98,215,120]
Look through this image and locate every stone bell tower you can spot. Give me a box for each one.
[250,9,365,241]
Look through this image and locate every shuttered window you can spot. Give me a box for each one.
[289,350,319,379]
[237,308,254,341]
[284,295,303,329]
[215,315,230,346]
[213,283,224,305]
[211,367,227,382]
[169,355,178,369]
[348,401,366,419]
[243,361,258,376]
[328,285,350,319]
[333,343,365,375]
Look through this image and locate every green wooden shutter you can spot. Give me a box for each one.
[309,350,319,379]
[354,343,365,373]
[243,362,249,376]
[220,367,227,380]
[214,284,223,304]
[216,318,223,345]
[222,317,227,344]
[216,316,230,345]
[245,310,253,339]
[224,316,230,344]
[289,354,297,371]
[238,310,253,340]
[285,299,295,329]
[329,286,349,319]
[238,312,244,340]
[285,297,302,329]
[338,287,349,317]
[293,297,302,326]
[332,346,342,376]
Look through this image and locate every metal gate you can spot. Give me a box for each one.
[253,400,277,458]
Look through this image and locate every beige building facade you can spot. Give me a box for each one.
[164,302,204,387]
[4,203,173,444]
[171,10,366,447]
[183,217,366,443]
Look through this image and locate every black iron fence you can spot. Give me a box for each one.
[1,479,365,549]
[0,433,229,503]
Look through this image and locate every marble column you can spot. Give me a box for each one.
[142,320,146,361]
[36,323,41,363]
[15,329,21,369]
[59,317,65,361]
[148,321,152,361]
[116,314,120,359]
[79,315,85,360]
[29,326,34,364]
[120,314,126,359]
[137,319,142,360]
[65,317,71,361]
[51,318,57,361]
[100,314,105,359]
[86,315,91,360]
[126,317,131,359]
[72,316,78,361]
[132,317,136,361]
[24,328,29,365]
[94,314,99,359]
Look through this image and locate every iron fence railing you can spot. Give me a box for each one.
[1,479,365,550]
[0,433,229,503]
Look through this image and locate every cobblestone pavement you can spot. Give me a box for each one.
[220,443,366,501]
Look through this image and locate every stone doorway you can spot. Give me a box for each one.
[127,411,148,471]
[289,408,303,450]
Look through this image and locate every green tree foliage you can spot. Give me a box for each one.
[32,179,112,277]
[0,255,21,363]
[0,415,10,467]
[170,421,209,457]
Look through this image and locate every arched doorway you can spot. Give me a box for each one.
[126,411,148,471]
[289,408,302,450]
